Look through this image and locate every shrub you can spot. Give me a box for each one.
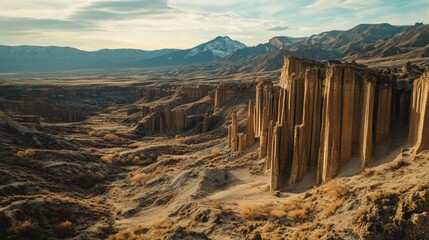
[15,149,35,159]
[57,220,73,230]
[270,208,287,218]
[104,134,124,143]
[288,209,308,221]
[321,201,343,217]
[55,220,74,237]
[101,155,114,164]
[131,173,151,184]
[210,148,222,156]
[239,203,271,221]
[324,181,349,199]
[11,219,35,235]
[88,130,99,136]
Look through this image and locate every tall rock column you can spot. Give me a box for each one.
[318,64,344,184]
[164,106,173,131]
[289,67,323,185]
[339,66,358,166]
[270,124,282,191]
[255,82,264,137]
[231,110,239,152]
[375,86,392,145]
[173,109,186,131]
[238,133,247,152]
[359,81,375,168]
[409,68,429,153]
[259,107,269,159]
[247,100,255,146]
[266,120,274,170]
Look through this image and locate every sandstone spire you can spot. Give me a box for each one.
[247,100,255,146]
[409,68,429,153]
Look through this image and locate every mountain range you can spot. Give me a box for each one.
[0,23,428,72]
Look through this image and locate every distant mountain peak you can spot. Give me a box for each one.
[268,36,306,50]
[214,36,231,40]
[185,36,246,59]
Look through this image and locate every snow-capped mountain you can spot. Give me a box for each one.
[185,36,246,59]
[137,36,247,67]
[268,36,306,49]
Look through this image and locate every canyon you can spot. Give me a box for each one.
[1,53,428,239]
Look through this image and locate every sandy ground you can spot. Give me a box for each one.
[1,69,428,239]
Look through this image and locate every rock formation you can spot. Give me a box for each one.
[246,100,255,146]
[214,83,254,109]
[261,55,411,190]
[136,106,213,135]
[230,110,238,152]
[227,100,258,153]
[409,68,429,153]
[180,85,215,102]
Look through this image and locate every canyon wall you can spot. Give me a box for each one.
[409,68,429,153]
[135,106,213,135]
[256,56,407,191]
[135,84,217,135]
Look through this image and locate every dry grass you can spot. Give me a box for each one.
[104,134,124,143]
[288,209,308,221]
[57,220,73,230]
[88,130,101,137]
[270,208,287,218]
[101,155,114,164]
[324,181,350,199]
[131,173,151,184]
[366,189,400,202]
[11,219,35,234]
[15,149,36,159]
[108,218,174,240]
[361,168,375,177]
[321,201,343,217]
[386,159,410,171]
[239,203,271,221]
[210,148,222,156]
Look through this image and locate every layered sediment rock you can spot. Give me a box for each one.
[214,83,255,109]
[181,85,214,102]
[246,100,255,146]
[261,55,408,190]
[409,68,429,153]
[136,106,212,135]
[227,100,258,153]
[229,110,239,152]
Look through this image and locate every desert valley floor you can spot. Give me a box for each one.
[1,59,429,240]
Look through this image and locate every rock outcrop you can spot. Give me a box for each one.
[136,106,212,135]
[261,56,408,190]
[214,83,255,109]
[409,68,429,153]
[227,100,258,153]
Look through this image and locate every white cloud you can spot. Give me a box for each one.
[303,0,380,11]
[0,0,428,50]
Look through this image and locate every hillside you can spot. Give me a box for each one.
[1,23,428,73]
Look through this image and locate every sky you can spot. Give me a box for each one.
[0,0,428,50]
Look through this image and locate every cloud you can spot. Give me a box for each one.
[68,0,172,21]
[0,16,92,34]
[267,26,289,31]
[303,0,380,11]
[1,0,428,50]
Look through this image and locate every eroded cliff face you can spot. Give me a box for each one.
[409,68,429,153]
[250,56,423,190]
[0,86,140,123]
[135,85,217,135]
